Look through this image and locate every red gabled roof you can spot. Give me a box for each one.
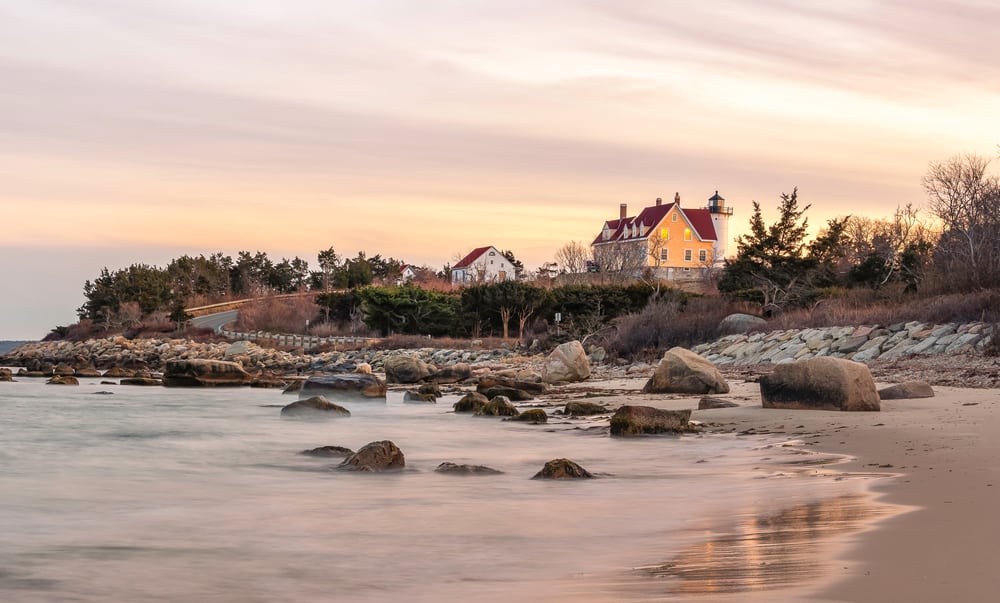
[592,202,718,245]
[454,246,492,269]
[683,208,718,241]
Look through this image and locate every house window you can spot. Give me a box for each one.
[699,249,707,263]
[660,228,669,240]
[660,248,669,261]
[684,228,692,241]
[499,271,506,281]
[671,213,678,223]
[684,249,692,262]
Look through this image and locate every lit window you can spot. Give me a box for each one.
[660,248,669,261]
[684,249,692,262]
[661,228,669,240]
[684,228,692,241]
[699,250,707,262]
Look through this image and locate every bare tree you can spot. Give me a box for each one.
[554,241,591,282]
[923,154,1000,289]
[592,241,646,285]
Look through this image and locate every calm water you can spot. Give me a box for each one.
[0,375,885,602]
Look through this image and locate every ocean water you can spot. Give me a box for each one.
[0,376,886,602]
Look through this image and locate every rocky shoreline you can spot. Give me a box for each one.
[3,319,999,388]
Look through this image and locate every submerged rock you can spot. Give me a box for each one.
[482,386,534,401]
[563,401,607,416]
[339,440,405,472]
[403,390,437,404]
[698,397,739,410]
[300,374,387,402]
[300,445,355,457]
[120,377,162,386]
[281,395,351,418]
[531,458,594,479]
[46,375,79,385]
[475,396,519,417]
[163,359,251,387]
[435,462,503,475]
[453,392,489,413]
[610,405,694,436]
[507,408,548,423]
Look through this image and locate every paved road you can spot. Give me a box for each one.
[190,309,239,333]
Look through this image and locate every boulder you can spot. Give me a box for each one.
[300,374,387,402]
[300,445,354,457]
[46,375,79,385]
[0,368,12,382]
[435,462,503,475]
[563,401,608,416]
[759,357,880,412]
[354,362,372,375]
[53,363,76,376]
[718,313,768,335]
[482,386,534,402]
[339,440,405,472]
[250,375,287,388]
[120,377,162,386]
[74,367,102,378]
[642,347,729,395]
[163,359,251,387]
[384,355,433,384]
[475,396,519,417]
[507,408,548,423]
[698,397,739,410]
[543,341,591,384]
[281,395,351,418]
[403,390,437,404]
[102,367,133,378]
[417,383,442,398]
[224,340,251,359]
[428,363,472,384]
[878,381,935,400]
[453,392,489,413]
[477,376,548,395]
[610,405,694,436]
[282,380,305,394]
[531,458,594,479]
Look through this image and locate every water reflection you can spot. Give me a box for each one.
[638,494,894,596]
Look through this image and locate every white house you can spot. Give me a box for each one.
[451,246,517,284]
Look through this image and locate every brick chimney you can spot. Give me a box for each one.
[656,197,662,206]
[674,192,680,206]
[620,203,627,219]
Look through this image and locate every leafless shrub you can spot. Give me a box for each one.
[235,295,321,333]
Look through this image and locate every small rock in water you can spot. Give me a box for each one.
[532,458,594,479]
[435,462,503,475]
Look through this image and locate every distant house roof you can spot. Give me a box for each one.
[453,246,493,269]
[592,202,717,246]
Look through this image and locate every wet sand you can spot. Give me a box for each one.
[560,377,1000,601]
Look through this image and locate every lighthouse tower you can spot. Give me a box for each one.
[706,190,732,265]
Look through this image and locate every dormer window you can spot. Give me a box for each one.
[489,251,495,256]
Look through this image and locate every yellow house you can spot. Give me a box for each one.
[590,192,732,279]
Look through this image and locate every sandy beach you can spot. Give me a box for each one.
[559,367,1000,602]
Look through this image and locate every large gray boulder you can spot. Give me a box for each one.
[610,405,694,436]
[759,357,880,411]
[543,340,591,384]
[718,313,767,335]
[281,395,351,418]
[428,363,472,384]
[163,359,251,387]
[383,355,433,384]
[878,381,935,400]
[642,347,729,395]
[300,374,387,402]
[339,440,405,472]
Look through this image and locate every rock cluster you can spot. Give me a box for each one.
[693,321,993,366]
[0,338,520,378]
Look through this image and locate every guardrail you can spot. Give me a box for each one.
[218,329,378,351]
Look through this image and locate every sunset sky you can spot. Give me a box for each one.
[3,0,999,339]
